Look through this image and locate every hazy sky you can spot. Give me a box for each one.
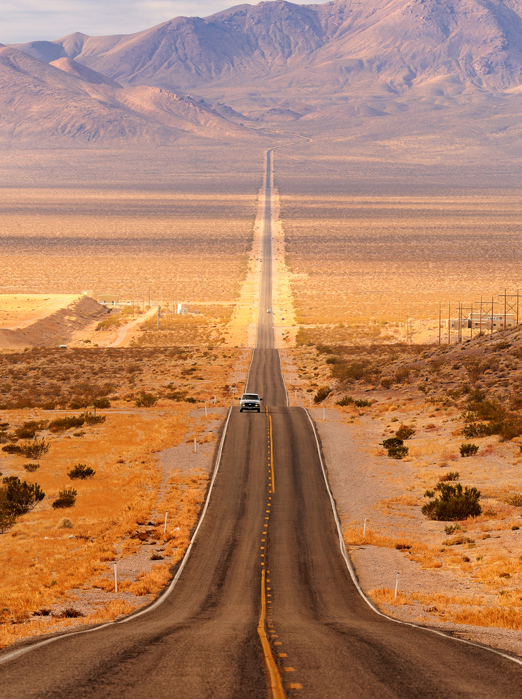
[1,0,315,44]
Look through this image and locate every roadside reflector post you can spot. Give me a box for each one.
[214,395,216,405]
[114,562,118,593]
[164,511,168,535]
[363,518,367,539]
[309,395,312,407]
[194,438,197,453]
[204,403,207,417]
[394,572,399,600]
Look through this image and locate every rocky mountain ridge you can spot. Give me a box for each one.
[3,0,522,145]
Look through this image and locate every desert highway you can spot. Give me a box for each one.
[2,153,522,698]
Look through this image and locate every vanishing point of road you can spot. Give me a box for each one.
[2,151,522,697]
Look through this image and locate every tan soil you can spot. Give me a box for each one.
[0,295,106,349]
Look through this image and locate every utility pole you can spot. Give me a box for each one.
[157,306,161,329]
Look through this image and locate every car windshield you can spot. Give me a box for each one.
[242,394,259,400]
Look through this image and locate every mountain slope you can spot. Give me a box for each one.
[0,47,251,145]
[13,0,522,101]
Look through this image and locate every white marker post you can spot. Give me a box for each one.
[394,572,400,600]
[194,438,197,454]
[204,403,207,417]
[214,396,216,405]
[114,562,118,593]
[363,518,367,539]
[164,511,168,535]
[309,395,312,407]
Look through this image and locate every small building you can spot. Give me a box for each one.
[450,312,515,330]
[177,303,189,315]
[98,294,120,306]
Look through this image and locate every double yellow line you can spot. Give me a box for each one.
[257,406,284,698]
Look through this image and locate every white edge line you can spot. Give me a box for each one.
[245,348,255,391]
[304,407,522,668]
[0,407,234,667]
[277,350,289,407]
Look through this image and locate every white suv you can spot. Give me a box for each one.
[239,393,263,413]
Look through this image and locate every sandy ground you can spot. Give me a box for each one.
[0,294,80,329]
[271,187,297,349]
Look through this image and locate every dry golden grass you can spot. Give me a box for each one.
[0,405,189,642]
[280,192,522,344]
[0,189,256,304]
[0,342,248,648]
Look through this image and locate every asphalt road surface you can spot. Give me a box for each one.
[2,151,522,697]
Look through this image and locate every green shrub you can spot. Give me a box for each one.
[22,438,50,459]
[49,415,85,432]
[0,507,16,534]
[380,377,393,389]
[463,420,522,441]
[395,425,416,440]
[23,463,40,473]
[460,443,479,457]
[388,445,409,459]
[3,438,50,458]
[68,463,95,480]
[52,487,77,509]
[336,396,355,406]
[354,399,371,408]
[314,386,331,404]
[2,444,21,454]
[136,392,158,407]
[93,398,111,409]
[83,412,106,425]
[166,390,188,402]
[15,420,48,439]
[382,437,404,450]
[2,477,45,516]
[381,437,409,459]
[422,482,481,521]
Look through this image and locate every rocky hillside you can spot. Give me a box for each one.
[0,47,251,145]
[13,0,522,98]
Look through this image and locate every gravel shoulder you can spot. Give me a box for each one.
[310,406,522,660]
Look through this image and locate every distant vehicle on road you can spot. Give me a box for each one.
[239,393,263,413]
[58,345,67,349]
[267,309,272,313]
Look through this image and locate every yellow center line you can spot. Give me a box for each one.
[267,407,275,494]
[258,568,285,699]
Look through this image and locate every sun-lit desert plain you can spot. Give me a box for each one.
[2,0,522,659]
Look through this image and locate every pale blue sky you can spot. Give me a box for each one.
[1,0,316,44]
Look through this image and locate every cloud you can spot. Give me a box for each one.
[1,0,282,43]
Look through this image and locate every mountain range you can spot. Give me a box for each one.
[3,0,522,145]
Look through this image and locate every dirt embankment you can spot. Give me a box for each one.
[0,296,106,349]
